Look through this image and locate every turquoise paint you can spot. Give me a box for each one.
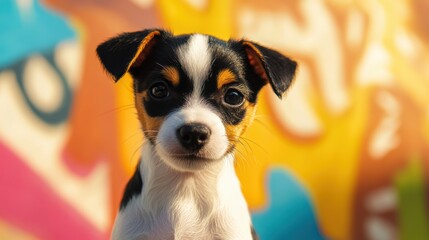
[0,0,76,68]
[252,168,327,240]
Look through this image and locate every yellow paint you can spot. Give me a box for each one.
[156,0,233,39]
[116,73,142,175]
[0,220,38,240]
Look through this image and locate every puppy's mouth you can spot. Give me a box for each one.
[167,153,219,162]
[155,146,227,172]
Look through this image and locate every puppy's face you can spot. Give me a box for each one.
[97,29,296,172]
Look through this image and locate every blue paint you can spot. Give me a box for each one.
[252,168,327,240]
[12,51,73,125]
[0,0,75,124]
[0,0,75,69]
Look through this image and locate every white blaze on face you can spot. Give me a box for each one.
[176,34,212,100]
[156,34,229,172]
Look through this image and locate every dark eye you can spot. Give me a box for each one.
[149,82,169,99]
[223,88,245,106]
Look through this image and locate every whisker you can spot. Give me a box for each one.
[130,142,145,163]
[239,136,269,156]
[253,118,274,133]
[155,62,166,70]
[238,139,257,165]
[141,130,160,134]
[229,138,251,159]
[233,146,251,170]
[226,136,257,170]
[96,104,136,117]
[121,130,144,145]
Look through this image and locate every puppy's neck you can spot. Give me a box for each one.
[115,143,252,239]
[139,143,235,215]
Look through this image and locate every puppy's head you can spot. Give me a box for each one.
[97,29,297,172]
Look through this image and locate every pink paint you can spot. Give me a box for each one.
[0,141,108,240]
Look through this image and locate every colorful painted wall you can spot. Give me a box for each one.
[1,0,428,239]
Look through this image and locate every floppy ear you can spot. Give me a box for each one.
[96,29,167,82]
[241,40,297,98]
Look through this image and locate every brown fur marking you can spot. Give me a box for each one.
[134,91,164,142]
[162,66,180,86]
[217,69,237,89]
[225,102,257,145]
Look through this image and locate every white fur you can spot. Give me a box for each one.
[176,34,212,99]
[111,144,252,240]
[155,102,229,172]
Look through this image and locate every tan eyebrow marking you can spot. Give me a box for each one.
[217,69,236,89]
[161,66,180,86]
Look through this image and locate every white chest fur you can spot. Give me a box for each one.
[111,145,253,240]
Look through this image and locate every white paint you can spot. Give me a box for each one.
[23,55,63,112]
[369,91,400,159]
[365,187,397,213]
[238,0,349,114]
[0,71,110,231]
[130,0,154,8]
[177,34,212,100]
[185,0,208,10]
[55,40,83,90]
[356,43,395,86]
[112,145,252,240]
[346,8,365,48]
[156,102,229,172]
[16,0,33,15]
[365,216,396,240]
[364,0,387,43]
[394,29,420,59]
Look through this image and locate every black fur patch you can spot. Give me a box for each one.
[239,40,297,98]
[129,35,195,118]
[120,162,143,210]
[96,29,171,81]
[199,38,254,126]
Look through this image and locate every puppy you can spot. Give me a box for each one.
[96,29,297,240]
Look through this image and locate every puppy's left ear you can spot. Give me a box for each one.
[96,29,168,82]
[241,40,297,98]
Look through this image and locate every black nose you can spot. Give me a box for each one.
[176,123,211,151]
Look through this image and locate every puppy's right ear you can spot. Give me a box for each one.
[96,29,168,82]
